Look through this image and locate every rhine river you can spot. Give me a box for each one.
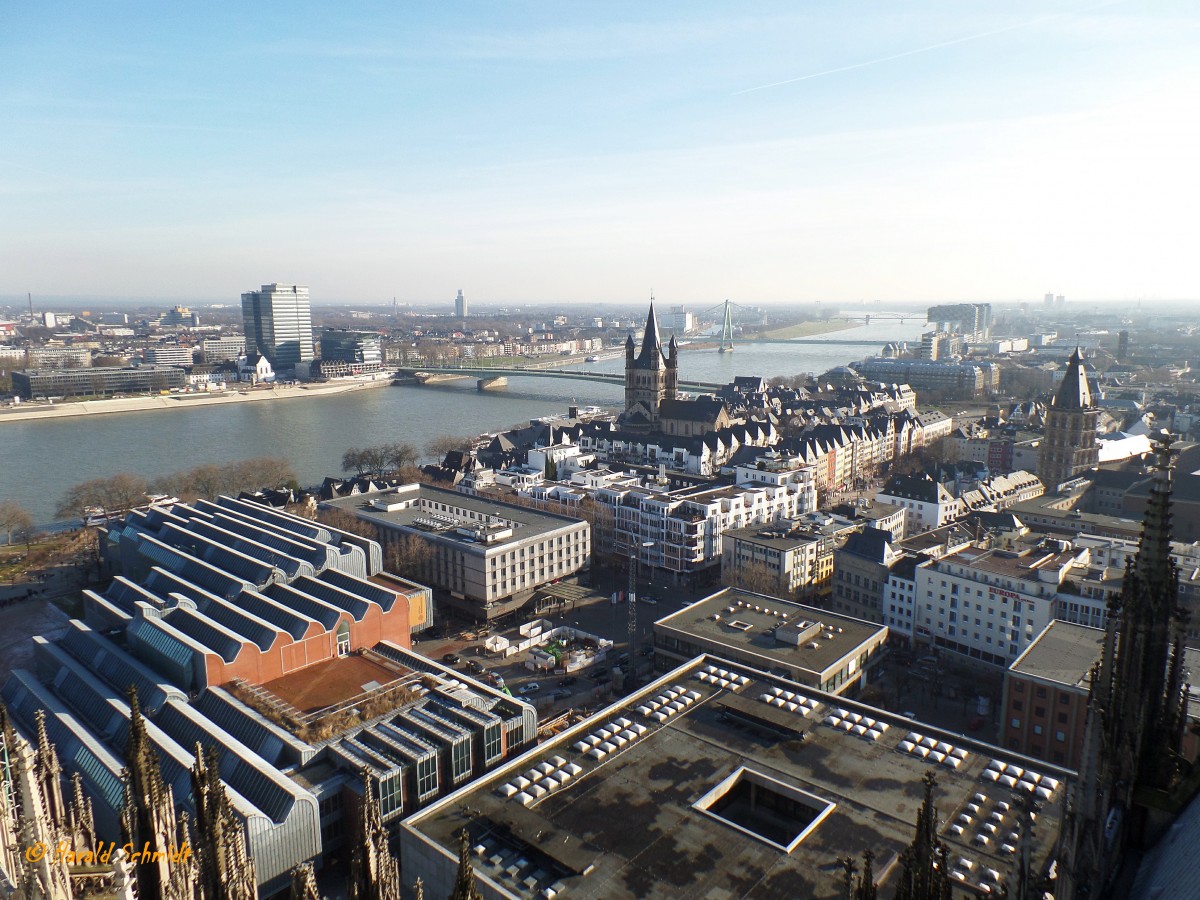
[0,314,926,526]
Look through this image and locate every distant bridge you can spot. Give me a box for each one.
[395,365,726,392]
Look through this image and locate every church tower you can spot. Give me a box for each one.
[1055,430,1192,898]
[1038,348,1099,491]
[621,301,678,432]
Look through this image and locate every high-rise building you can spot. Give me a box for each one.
[454,289,468,318]
[1038,348,1099,491]
[926,303,992,342]
[240,283,314,368]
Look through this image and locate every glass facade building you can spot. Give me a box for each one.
[241,283,314,368]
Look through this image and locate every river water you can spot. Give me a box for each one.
[0,314,926,526]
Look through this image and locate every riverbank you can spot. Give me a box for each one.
[0,376,394,423]
[752,317,858,340]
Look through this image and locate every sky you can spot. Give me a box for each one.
[2,2,1198,306]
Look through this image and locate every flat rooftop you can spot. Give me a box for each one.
[654,589,886,677]
[323,484,584,548]
[259,654,409,713]
[940,546,1080,579]
[404,655,1069,899]
[1009,621,1105,688]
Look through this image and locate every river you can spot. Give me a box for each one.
[0,314,927,526]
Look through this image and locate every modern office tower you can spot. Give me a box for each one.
[1117,330,1130,361]
[1044,292,1055,308]
[454,289,468,318]
[240,283,314,368]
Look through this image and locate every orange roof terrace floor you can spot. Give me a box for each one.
[256,654,410,714]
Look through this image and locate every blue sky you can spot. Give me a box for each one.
[2,2,1197,305]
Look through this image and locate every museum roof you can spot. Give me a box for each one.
[403,654,1070,899]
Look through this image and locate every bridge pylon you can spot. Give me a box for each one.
[719,299,734,353]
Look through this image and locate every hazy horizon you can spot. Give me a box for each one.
[3,3,1197,304]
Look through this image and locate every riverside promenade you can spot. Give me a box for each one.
[0,376,393,423]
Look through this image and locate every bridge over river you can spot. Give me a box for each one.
[395,364,726,392]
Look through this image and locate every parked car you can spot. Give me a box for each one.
[558,676,578,687]
[638,595,658,605]
[518,682,541,696]
[442,653,460,665]
[549,689,572,701]
[465,660,485,674]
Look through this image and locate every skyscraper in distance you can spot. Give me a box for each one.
[240,283,314,369]
[454,289,468,318]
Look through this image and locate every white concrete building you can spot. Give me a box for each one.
[913,543,1087,667]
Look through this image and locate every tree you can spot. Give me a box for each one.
[383,442,417,474]
[724,561,782,598]
[342,448,369,476]
[449,828,483,900]
[317,507,380,541]
[0,501,34,545]
[426,435,471,462]
[385,533,432,581]
[56,473,150,521]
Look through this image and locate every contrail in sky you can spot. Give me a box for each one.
[732,1,1123,96]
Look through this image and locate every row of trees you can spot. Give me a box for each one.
[341,437,474,478]
[56,457,297,521]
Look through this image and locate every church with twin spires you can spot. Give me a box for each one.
[619,302,732,437]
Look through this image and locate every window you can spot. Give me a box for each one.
[1033,725,1043,735]
[1036,686,1047,699]
[1035,706,1045,717]
[1011,718,1021,729]
[1058,712,1069,724]
[1056,730,1066,742]
[1013,701,1023,711]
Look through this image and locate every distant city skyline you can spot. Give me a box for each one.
[2,3,1197,304]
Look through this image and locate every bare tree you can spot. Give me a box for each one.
[56,473,150,521]
[385,533,432,581]
[384,442,418,474]
[316,506,379,540]
[0,501,34,545]
[723,561,783,598]
[342,448,368,476]
[426,435,471,462]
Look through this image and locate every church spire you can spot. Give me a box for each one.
[636,299,664,368]
[1052,347,1093,409]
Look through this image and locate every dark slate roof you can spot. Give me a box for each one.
[840,527,894,563]
[1052,347,1094,409]
[633,303,665,369]
[659,397,726,423]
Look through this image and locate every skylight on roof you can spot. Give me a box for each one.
[693,767,835,854]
